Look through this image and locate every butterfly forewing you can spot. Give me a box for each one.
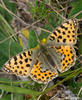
[48,19,78,45]
[2,49,35,77]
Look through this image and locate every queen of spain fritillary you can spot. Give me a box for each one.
[1,19,78,84]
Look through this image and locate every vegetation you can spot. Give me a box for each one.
[0,0,82,100]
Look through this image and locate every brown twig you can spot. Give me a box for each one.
[37,0,67,21]
[56,0,64,9]
[48,4,67,21]
[0,19,52,44]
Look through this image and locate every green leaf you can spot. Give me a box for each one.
[0,84,40,97]
[28,30,38,48]
[29,0,51,19]
[0,14,17,41]
[0,39,22,67]
[78,36,82,54]
[69,79,82,96]
[0,0,17,22]
[0,11,22,68]
[14,94,24,100]
[0,95,11,100]
[68,0,82,18]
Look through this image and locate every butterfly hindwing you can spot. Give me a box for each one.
[55,45,76,72]
[30,59,58,84]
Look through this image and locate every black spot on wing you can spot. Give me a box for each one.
[70,24,72,26]
[72,35,75,37]
[28,51,32,56]
[65,27,68,30]
[8,60,11,64]
[56,29,61,33]
[29,58,32,61]
[50,36,55,40]
[14,56,17,61]
[53,31,57,36]
[60,25,68,30]
[26,64,30,67]
[21,66,24,69]
[62,31,66,35]
[34,75,37,78]
[25,70,27,72]
[72,30,75,33]
[15,70,17,72]
[45,74,47,76]
[19,71,22,74]
[25,58,28,63]
[61,25,65,29]
[19,61,23,64]
[38,74,41,76]
[42,76,44,79]
[19,54,23,59]
[69,39,72,41]
[23,52,26,57]
[67,35,70,38]
[47,77,49,79]
[63,39,66,43]
[17,66,19,68]
[14,62,17,65]
[68,31,71,33]
[58,35,62,39]
[38,78,41,81]
[66,21,69,24]
[57,39,60,42]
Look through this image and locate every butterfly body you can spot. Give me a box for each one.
[40,44,56,67]
[1,19,78,84]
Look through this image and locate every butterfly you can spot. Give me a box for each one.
[1,19,78,84]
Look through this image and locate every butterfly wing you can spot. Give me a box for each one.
[47,19,77,73]
[2,49,36,78]
[2,49,58,84]
[55,45,76,72]
[30,58,58,84]
[48,19,78,46]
